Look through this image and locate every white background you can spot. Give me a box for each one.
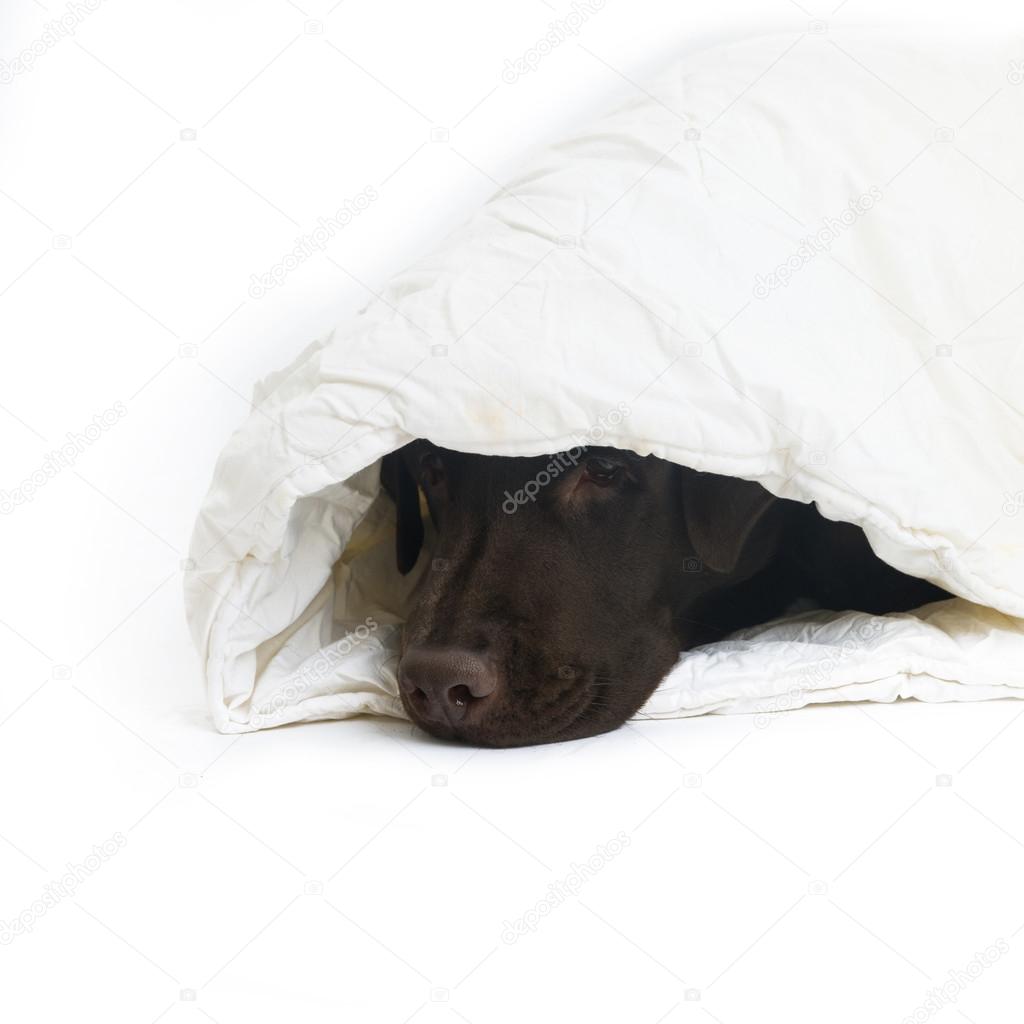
[2,0,1024,1021]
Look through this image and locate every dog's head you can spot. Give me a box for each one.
[380,442,777,746]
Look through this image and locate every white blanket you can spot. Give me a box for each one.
[185,30,1024,733]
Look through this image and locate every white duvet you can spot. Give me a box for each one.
[185,30,1024,734]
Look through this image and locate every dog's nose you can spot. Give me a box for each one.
[398,647,499,727]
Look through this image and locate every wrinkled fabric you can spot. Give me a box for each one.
[186,31,1024,734]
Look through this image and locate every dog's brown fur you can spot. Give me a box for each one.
[382,443,946,747]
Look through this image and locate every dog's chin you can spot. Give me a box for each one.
[400,690,642,748]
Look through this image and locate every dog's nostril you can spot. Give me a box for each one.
[449,684,473,708]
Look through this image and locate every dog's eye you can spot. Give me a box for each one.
[583,457,620,486]
[418,452,445,489]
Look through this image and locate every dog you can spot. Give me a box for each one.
[381,442,947,747]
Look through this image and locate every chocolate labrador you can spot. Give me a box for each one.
[381,442,946,747]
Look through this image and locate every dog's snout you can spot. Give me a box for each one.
[399,647,499,730]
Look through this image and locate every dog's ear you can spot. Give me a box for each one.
[380,448,424,575]
[682,470,777,574]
